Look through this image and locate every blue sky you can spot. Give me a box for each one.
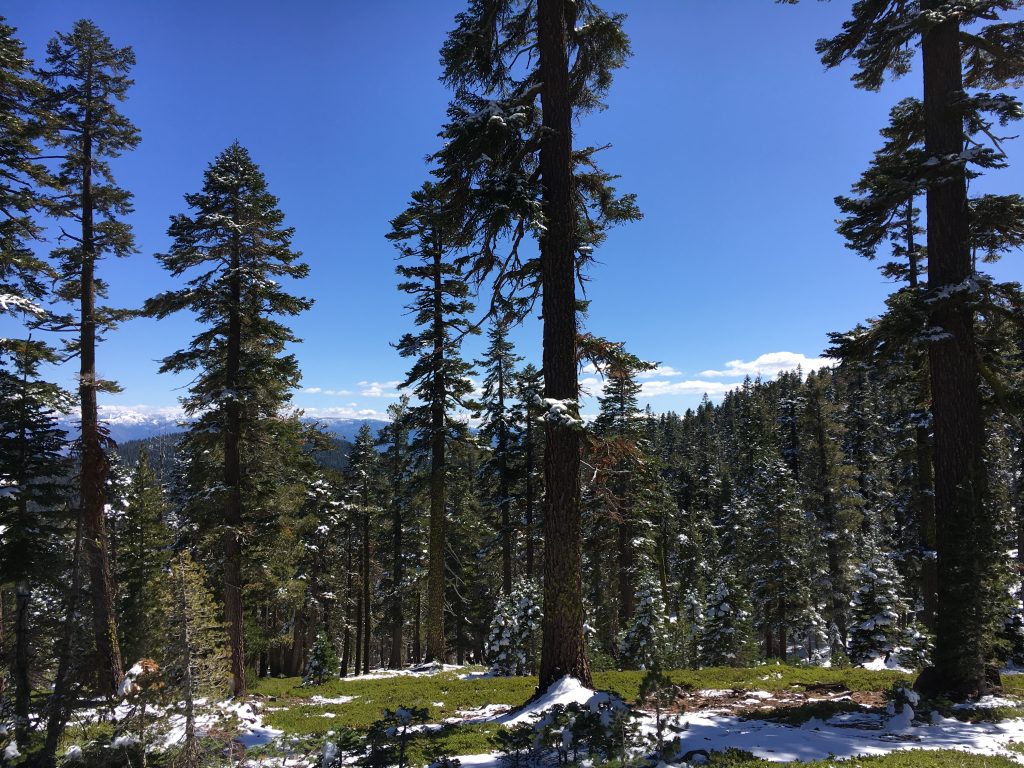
[5,1,1021,420]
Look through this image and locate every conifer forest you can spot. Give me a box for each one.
[3,2,1024,767]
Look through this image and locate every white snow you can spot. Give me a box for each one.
[499,675,596,725]
[861,656,913,673]
[308,694,356,705]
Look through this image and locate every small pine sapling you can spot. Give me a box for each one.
[305,633,340,686]
[363,707,430,768]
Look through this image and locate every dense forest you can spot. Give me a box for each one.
[2,2,1024,767]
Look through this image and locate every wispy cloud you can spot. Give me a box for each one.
[358,380,403,398]
[699,351,836,379]
[637,364,684,380]
[302,386,354,396]
[640,379,735,398]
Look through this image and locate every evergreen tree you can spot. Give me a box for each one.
[511,364,544,581]
[486,578,542,676]
[0,16,51,320]
[700,570,753,668]
[800,0,1024,698]
[388,182,476,663]
[848,548,911,667]
[145,142,311,694]
[737,452,811,661]
[153,553,229,768]
[0,340,70,752]
[40,17,141,695]
[475,318,523,595]
[437,0,640,689]
[304,632,339,686]
[115,449,172,665]
[378,397,414,669]
[345,424,379,675]
[799,369,862,649]
[618,572,670,670]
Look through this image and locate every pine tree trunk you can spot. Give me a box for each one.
[524,414,536,581]
[536,0,591,691]
[354,574,363,674]
[362,491,372,674]
[425,242,447,663]
[224,238,246,696]
[42,516,86,768]
[389,513,404,669]
[342,520,354,677]
[909,204,938,632]
[390,435,405,669]
[917,415,939,631]
[413,590,422,663]
[921,2,989,698]
[13,581,31,749]
[79,111,123,698]
[175,557,200,767]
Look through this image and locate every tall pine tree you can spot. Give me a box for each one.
[145,142,311,694]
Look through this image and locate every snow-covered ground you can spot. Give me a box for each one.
[56,670,1024,766]
[417,676,1024,768]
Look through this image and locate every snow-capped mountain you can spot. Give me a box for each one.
[55,405,388,444]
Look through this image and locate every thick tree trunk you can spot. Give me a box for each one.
[13,581,31,749]
[536,0,591,691]
[79,114,123,698]
[425,243,447,663]
[908,198,939,632]
[921,3,989,698]
[916,414,939,631]
[224,237,246,696]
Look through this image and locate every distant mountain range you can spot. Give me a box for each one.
[56,405,388,444]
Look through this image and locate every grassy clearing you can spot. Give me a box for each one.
[705,749,1021,768]
[255,664,911,736]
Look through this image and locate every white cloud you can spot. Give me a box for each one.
[358,380,403,398]
[303,386,353,396]
[640,379,736,398]
[637,364,684,380]
[699,351,836,379]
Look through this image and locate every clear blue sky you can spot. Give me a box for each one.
[4,1,1021,420]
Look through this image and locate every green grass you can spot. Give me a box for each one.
[1000,673,1024,695]
[257,670,536,731]
[704,749,1021,768]
[255,663,911,736]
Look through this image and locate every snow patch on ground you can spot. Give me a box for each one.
[439,709,1024,768]
[308,694,356,705]
[860,656,913,673]
[338,663,469,681]
[499,676,596,725]
[954,696,1024,710]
